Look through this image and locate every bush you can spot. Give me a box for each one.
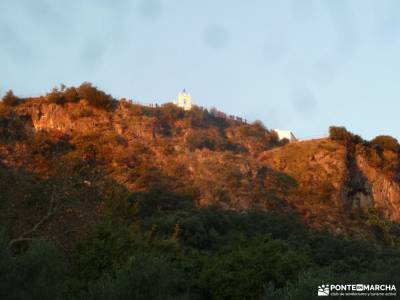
[186,130,216,151]
[370,135,399,152]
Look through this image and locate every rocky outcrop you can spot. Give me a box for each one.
[15,100,156,141]
[356,153,400,222]
[16,101,110,133]
[341,143,374,212]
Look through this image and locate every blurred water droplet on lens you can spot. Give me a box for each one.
[321,0,359,62]
[291,0,316,23]
[292,88,317,117]
[204,25,229,50]
[80,37,105,70]
[139,0,162,21]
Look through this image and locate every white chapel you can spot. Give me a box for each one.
[175,89,193,111]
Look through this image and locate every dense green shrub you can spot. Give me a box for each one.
[0,239,68,300]
[83,254,189,300]
[2,200,400,299]
[69,221,140,290]
[197,234,310,299]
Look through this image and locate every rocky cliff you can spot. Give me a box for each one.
[356,149,400,221]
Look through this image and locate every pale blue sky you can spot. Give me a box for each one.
[1,0,400,139]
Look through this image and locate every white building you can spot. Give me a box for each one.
[272,129,297,142]
[175,89,193,111]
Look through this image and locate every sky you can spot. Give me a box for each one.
[1,0,400,140]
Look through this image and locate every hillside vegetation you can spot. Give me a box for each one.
[1,84,400,299]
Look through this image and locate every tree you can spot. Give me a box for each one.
[329,126,351,141]
[46,87,64,104]
[63,86,80,103]
[2,90,19,106]
[328,126,363,144]
[77,82,115,111]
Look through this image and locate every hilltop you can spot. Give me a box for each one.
[1,84,400,299]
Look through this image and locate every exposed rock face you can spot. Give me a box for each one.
[17,101,110,133]
[356,153,400,222]
[340,144,374,213]
[15,100,155,141]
